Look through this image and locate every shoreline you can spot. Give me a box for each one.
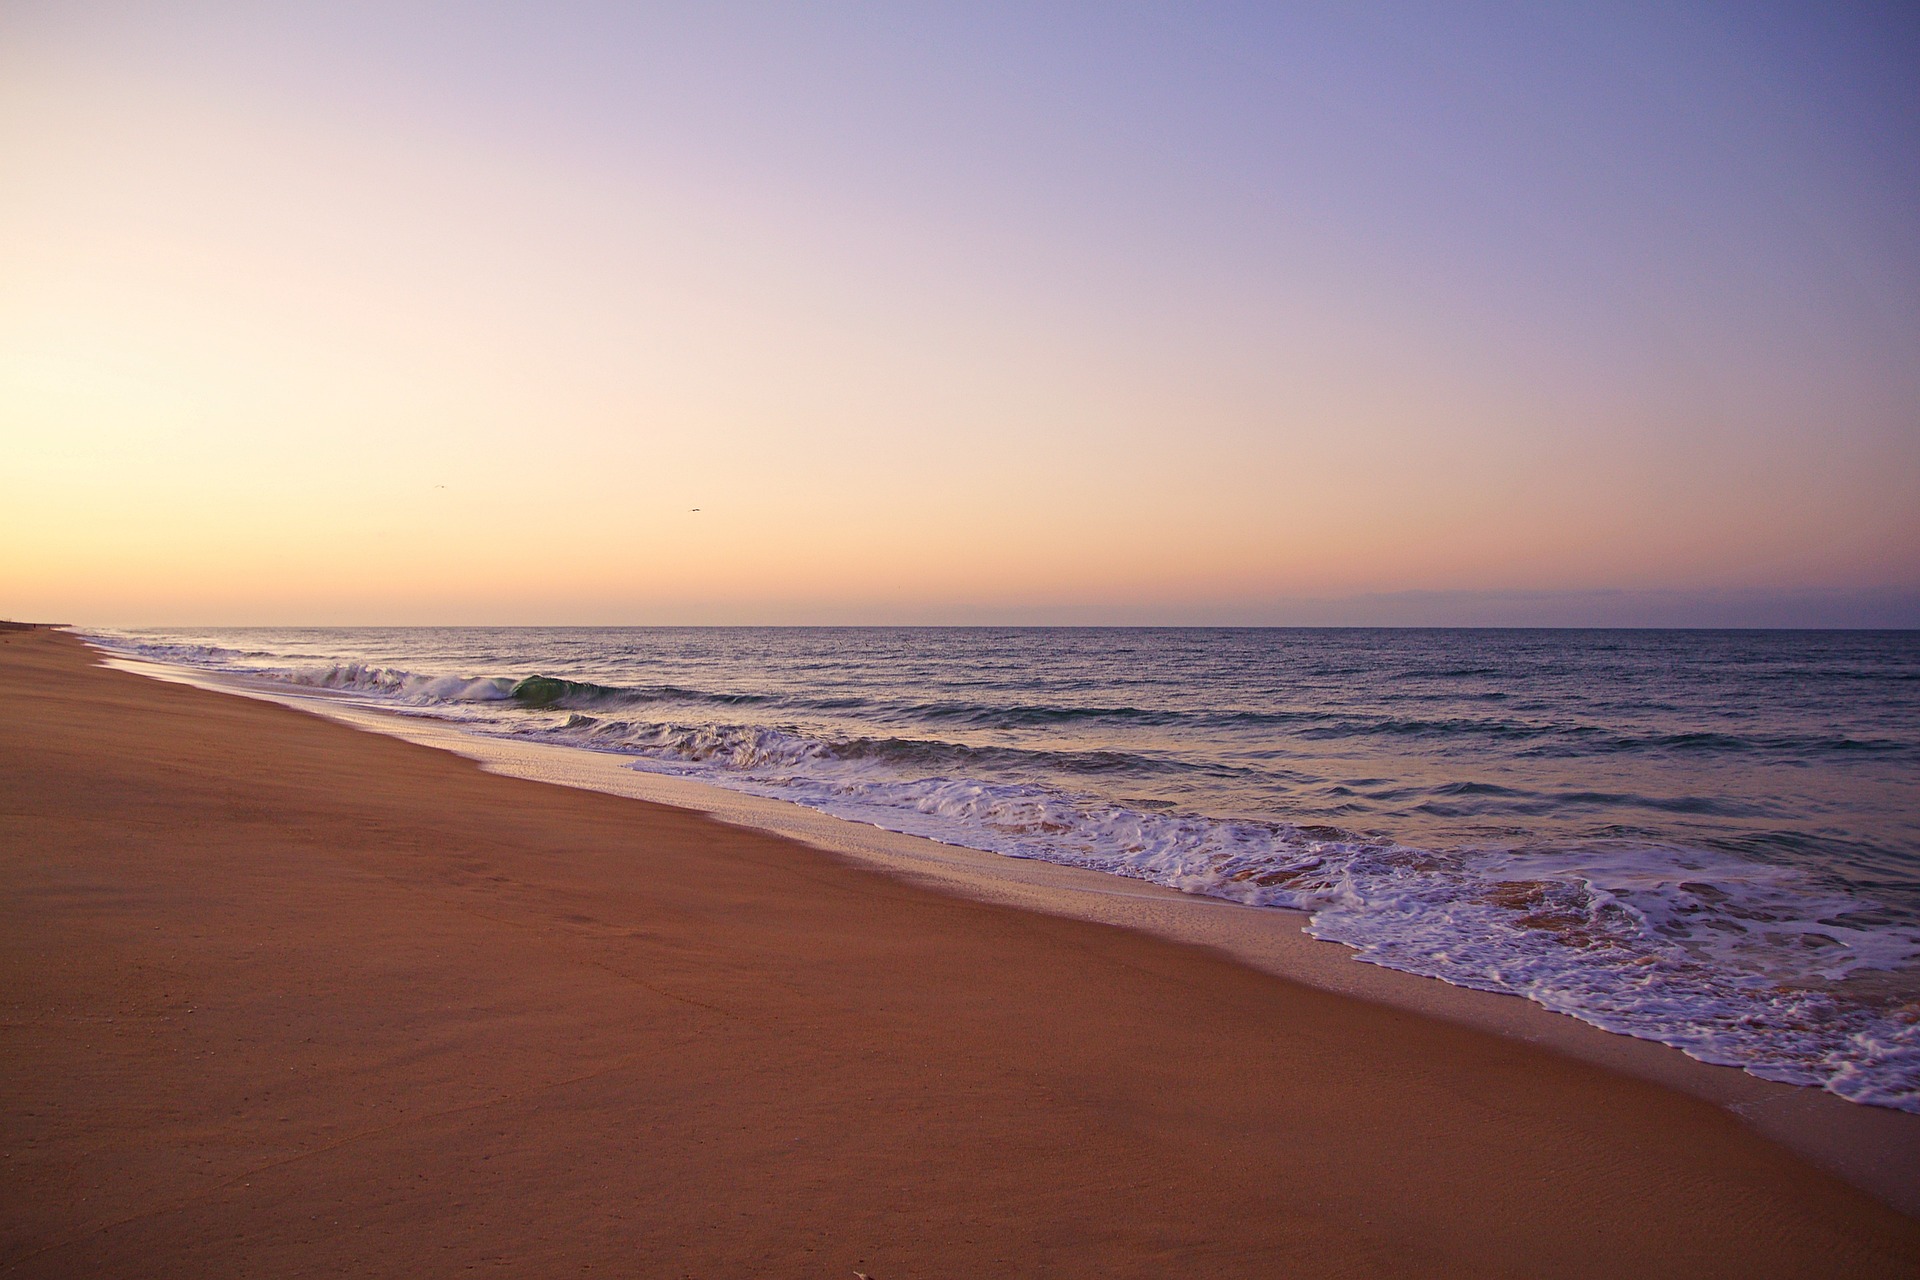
[6,626,1918,1276]
[98,639,1920,1215]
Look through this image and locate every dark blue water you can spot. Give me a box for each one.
[94,626,1920,1109]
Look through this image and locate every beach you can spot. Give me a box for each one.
[4,625,1917,1278]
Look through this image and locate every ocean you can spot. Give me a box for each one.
[89,626,1920,1111]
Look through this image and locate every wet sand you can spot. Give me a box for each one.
[4,625,1917,1277]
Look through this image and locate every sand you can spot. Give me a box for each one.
[127,649,1920,1212]
[3,625,1916,1277]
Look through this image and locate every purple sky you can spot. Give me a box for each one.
[4,3,1916,624]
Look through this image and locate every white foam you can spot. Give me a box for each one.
[510,712,1920,1110]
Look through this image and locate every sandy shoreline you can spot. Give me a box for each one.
[99,638,1920,1214]
[4,625,1917,1276]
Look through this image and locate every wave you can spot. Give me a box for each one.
[544,714,1181,778]
[94,637,1913,760]
[250,662,770,714]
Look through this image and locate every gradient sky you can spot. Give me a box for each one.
[4,2,1917,625]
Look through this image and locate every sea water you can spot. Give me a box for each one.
[89,626,1920,1110]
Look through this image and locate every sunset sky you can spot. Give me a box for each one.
[4,3,1916,625]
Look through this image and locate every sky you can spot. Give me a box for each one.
[3,2,1916,626]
